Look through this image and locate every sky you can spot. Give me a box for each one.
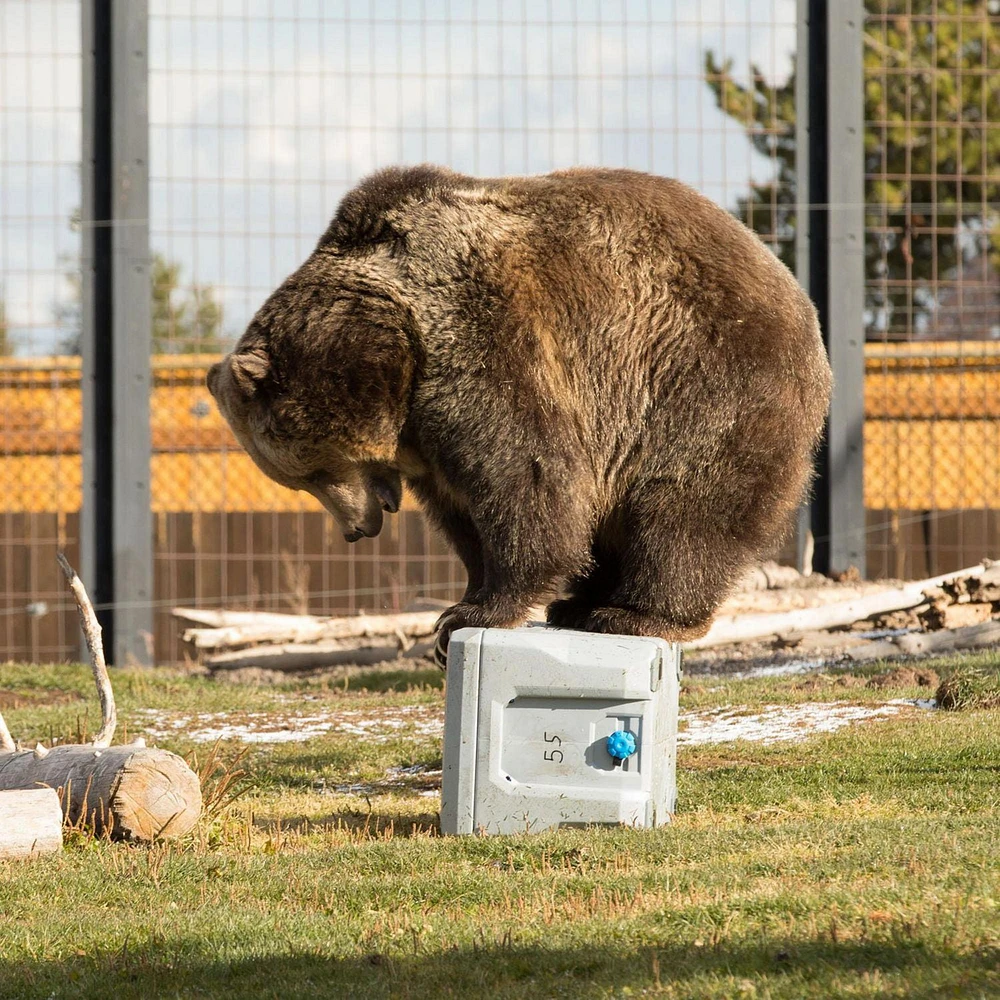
[0,0,797,354]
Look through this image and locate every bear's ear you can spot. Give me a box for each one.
[230,348,271,398]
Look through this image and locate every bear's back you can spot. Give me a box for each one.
[323,166,811,334]
[319,166,824,411]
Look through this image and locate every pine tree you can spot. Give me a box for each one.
[706,0,1000,339]
[150,254,226,355]
[56,210,227,355]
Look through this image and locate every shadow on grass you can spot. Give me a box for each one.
[2,936,997,1000]
[258,807,441,838]
[343,665,444,693]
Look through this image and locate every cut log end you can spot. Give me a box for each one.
[0,745,202,841]
[112,748,203,841]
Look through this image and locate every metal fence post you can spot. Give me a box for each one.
[798,0,866,578]
[794,0,814,575]
[81,0,153,665]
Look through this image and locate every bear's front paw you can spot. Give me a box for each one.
[432,602,483,669]
[433,599,529,669]
[429,603,465,669]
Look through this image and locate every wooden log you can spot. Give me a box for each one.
[0,788,63,859]
[688,562,997,650]
[173,608,320,628]
[0,556,204,842]
[847,619,1000,661]
[894,619,1000,656]
[0,743,202,841]
[183,610,442,651]
[205,637,436,672]
[737,562,811,591]
[772,629,872,652]
[845,639,905,662]
[967,564,1000,603]
[923,602,994,631]
[175,601,459,626]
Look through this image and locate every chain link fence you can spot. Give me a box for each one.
[0,1,82,660]
[10,2,998,662]
[863,0,1000,578]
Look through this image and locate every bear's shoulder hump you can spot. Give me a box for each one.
[319,165,474,252]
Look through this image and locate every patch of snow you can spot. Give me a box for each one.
[889,697,938,710]
[333,764,443,797]
[333,781,378,794]
[131,705,444,745]
[187,723,334,744]
[386,764,441,777]
[678,701,914,746]
[730,659,826,680]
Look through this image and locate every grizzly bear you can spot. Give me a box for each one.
[208,165,832,664]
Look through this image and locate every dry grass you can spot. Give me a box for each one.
[0,652,998,999]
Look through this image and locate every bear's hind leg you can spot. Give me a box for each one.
[576,483,749,643]
[546,540,619,630]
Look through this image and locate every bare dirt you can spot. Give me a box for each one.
[866,667,940,689]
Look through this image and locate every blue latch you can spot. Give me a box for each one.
[606,730,637,760]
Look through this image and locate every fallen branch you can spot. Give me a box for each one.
[57,552,116,747]
[848,619,1000,661]
[205,637,436,673]
[688,562,998,650]
[0,554,202,841]
[182,610,441,651]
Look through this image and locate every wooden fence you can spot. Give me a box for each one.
[1,344,998,660]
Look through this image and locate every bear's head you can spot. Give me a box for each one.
[208,263,416,542]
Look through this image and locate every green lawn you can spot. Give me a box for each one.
[1,654,998,999]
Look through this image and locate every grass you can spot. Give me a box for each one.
[0,653,998,999]
[935,662,1000,711]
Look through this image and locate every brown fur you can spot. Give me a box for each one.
[208,166,832,659]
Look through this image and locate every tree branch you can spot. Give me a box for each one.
[56,553,117,747]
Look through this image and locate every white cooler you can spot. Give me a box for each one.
[440,624,681,835]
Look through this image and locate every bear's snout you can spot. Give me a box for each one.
[344,515,383,543]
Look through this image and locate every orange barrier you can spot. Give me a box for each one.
[2,345,999,512]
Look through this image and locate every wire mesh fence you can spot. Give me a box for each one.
[0,1,82,661]
[143,0,799,662]
[4,1,998,663]
[863,0,1000,578]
